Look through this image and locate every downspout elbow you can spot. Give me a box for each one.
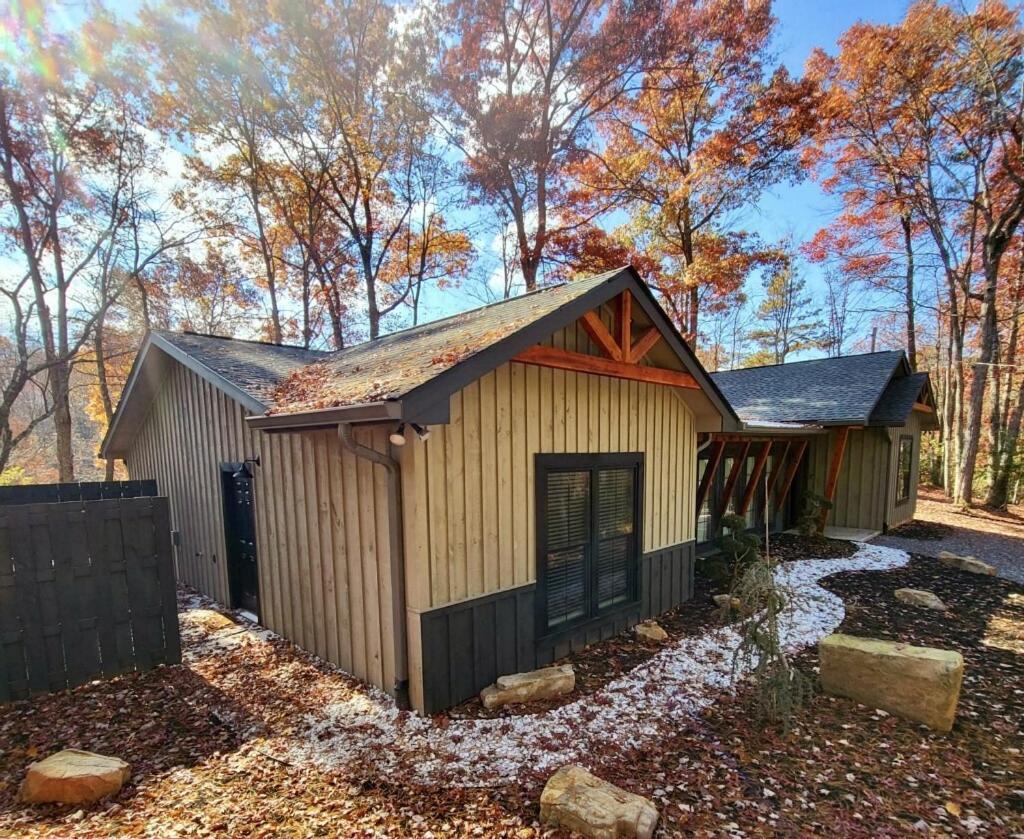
[337,423,409,708]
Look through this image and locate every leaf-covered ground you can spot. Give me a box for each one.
[1,549,1021,837]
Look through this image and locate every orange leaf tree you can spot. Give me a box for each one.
[569,0,818,343]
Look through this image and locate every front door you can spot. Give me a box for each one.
[221,463,260,615]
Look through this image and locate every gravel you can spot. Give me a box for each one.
[872,487,1024,584]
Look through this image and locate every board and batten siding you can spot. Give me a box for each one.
[126,360,399,696]
[887,412,923,529]
[399,348,698,615]
[807,427,891,532]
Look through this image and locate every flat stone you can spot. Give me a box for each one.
[480,664,574,709]
[634,620,667,642]
[819,634,963,732]
[188,609,237,632]
[938,551,996,576]
[895,588,948,611]
[19,749,130,805]
[540,765,659,839]
[713,594,742,611]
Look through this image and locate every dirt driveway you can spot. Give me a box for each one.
[873,487,1024,584]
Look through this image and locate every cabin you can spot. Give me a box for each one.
[101,267,737,713]
[696,351,939,550]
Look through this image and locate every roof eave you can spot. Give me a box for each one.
[245,401,404,430]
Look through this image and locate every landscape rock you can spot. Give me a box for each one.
[19,749,130,805]
[540,765,659,839]
[819,634,963,732]
[480,664,574,709]
[938,551,996,576]
[894,588,948,611]
[713,594,743,611]
[188,609,237,632]
[634,620,667,642]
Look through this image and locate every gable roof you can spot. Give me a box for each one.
[868,371,932,425]
[710,350,931,427]
[102,266,737,456]
[155,331,327,406]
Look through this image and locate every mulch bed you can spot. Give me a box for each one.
[627,555,1024,836]
[769,532,858,561]
[447,594,723,720]
[3,550,1022,837]
[886,518,957,541]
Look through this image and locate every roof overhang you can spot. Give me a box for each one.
[101,331,268,459]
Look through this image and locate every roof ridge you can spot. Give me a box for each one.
[159,329,327,353]
[712,348,904,375]
[319,267,630,359]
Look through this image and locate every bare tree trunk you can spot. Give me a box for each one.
[901,213,917,370]
[956,261,999,506]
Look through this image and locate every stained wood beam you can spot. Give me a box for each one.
[629,326,662,362]
[512,345,700,389]
[618,292,633,362]
[738,442,772,515]
[695,440,725,514]
[579,311,623,361]
[765,441,791,498]
[718,442,750,519]
[819,427,851,530]
[912,401,933,413]
[774,439,807,510]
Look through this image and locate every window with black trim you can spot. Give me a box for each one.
[897,435,913,502]
[537,453,643,634]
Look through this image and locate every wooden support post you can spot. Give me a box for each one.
[774,439,807,510]
[618,292,633,362]
[718,442,750,519]
[738,442,772,515]
[695,440,724,514]
[819,427,851,530]
[765,441,791,499]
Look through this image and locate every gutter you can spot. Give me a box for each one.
[248,401,402,431]
[337,423,409,708]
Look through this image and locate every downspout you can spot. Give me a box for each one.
[338,423,409,708]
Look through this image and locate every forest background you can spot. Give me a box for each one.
[1,0,1022,509]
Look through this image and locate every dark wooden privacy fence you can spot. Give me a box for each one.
[0,479,157,506]
[0,495,180,702]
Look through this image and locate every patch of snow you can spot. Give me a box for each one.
[275,542,909,786]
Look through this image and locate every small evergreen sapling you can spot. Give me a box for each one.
[730,474,813,731]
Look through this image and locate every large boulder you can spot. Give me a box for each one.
[938,551,996,576]
[819,634,963,733]
[19,749,130,805]
[480,664,574,709]
[895,588,948,611]
[540,765,659,839]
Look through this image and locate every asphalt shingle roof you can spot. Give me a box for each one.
[266,268,626,414]
[869,371,929,425]
[154,331,327,406]
[710,351,907,426]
